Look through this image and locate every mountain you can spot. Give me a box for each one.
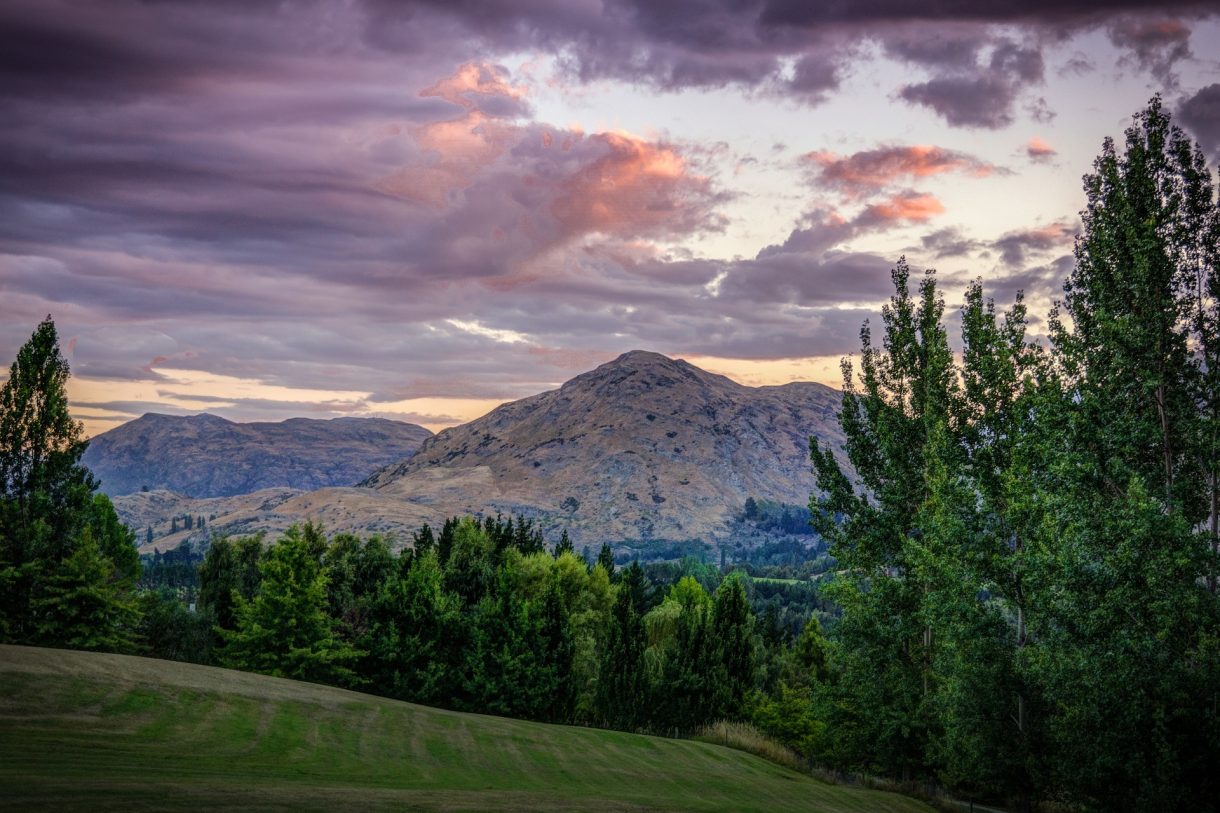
[361,351,846,549]
[111,352,846,556]
[83,414,432,498]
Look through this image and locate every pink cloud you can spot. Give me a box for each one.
[804,145,995,197]
[551,132,727,240]
[420,62,527,111]
[859,192,945,224]
[1027,136,1057,161]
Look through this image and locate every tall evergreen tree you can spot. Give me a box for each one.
[596,542,616,579]
[198,534,265,633]
[595,586,646,729]
[219,525,359,685]
[712,574,754,719]
[553,529,574,558]
[31,527,138,652]
[367,549,461,704]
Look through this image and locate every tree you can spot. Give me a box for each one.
[138,587,213,664]
[647,576,726,734]
[219,525,359,685]
[412,522,435,556]
[367,548,461,704]
[32,528,138,652]
[810,258,956,781]
[712,574,754,719]
[198,534,264,634]
[596,542,616,579]
[595,585,647,729]
[1034,98,1220,810]
[0,318,144,645]
[0,317,98,637]
[553,529,574,558]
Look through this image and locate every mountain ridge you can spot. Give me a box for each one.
[109,351,846,555]
[84,413,432,498]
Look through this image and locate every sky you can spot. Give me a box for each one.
[2,0,1219,436]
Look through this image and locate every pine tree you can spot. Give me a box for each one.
[32,528,138,652]
[412,522,435,556]
[712,574,754,719]
[596,543,616,579]
[367,549,460,704]
[219,525,359,685]
[595,586,646,729]
[553,529,574,558]
[0,317,97,637]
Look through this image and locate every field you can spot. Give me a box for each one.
[0,645,933,812]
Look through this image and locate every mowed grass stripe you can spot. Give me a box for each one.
[0,645,934,813]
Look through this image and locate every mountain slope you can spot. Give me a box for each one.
[83,414,432,497]
[362,351,845,546]
[0,645,932,813]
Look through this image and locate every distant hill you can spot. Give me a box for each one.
[0,645,933,812]
[83,414,432,497]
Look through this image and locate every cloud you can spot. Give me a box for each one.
[1108,18,1193,87]
[897,39,1044,129]
[993,221,1077,266]
[805,145,996,197]
[1,0,1211,426]
[1178,84,1220,157]
[420,62,531,117]
[921,227,985,258]
[857,193,946,226]
[1026,136,1058,161]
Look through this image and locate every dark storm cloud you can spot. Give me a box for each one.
[365,0,1212,108]
[1179,84,1220,158]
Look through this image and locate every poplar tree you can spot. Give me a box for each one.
[810,258,956,781]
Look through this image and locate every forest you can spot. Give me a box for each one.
[1,99,1218,812]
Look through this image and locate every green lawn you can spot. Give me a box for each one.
[0,645,933,812]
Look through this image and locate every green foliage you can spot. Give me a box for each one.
[595,585,646,729]
[219,525,360,686]
[807,99,1220,810]
[138,588,213,664]
[32,528,138,652]
[366,549,462,705]
[0,317,141,647]
[596,542,616,578]
[198,534,265,633]
[712,574,754,717]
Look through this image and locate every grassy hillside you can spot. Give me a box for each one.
[0,645,933,812]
